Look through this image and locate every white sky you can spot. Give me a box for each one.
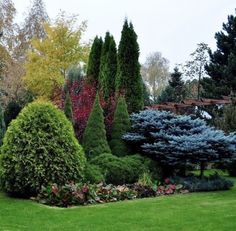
[13,0,235,69]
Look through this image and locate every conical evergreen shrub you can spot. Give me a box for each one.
[110,97,130,156]
[64,91,73,122]
[82,94,111,159]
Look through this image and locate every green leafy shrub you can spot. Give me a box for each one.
[84,163,104,184]
[90,153,130,185]
[0,101,86,197]
[90,153,155,185]
[172,174,233,192]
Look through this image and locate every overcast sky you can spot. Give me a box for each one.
[13,0,235,69]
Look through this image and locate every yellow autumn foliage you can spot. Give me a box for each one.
[23,13,90,99]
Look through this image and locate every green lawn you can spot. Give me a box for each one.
[1,176,236,231]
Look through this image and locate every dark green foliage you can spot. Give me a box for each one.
[116,19,143,113]
[157,85,175,103]
[110,97,130,156]
[87,36,103,81]
[0,105,5,145]
[4,101,22,127]
[158,67,185,103]
[90,153,131,185]
[204,12,236,97]
[0,101,86,197]
[84,163,104,184]
[99,32,117,98]
[82,94,111,158]
[172,174,233,192]
[124,110,236,178]
[228,163,236,176]
[215,104,236,133]
[64,92,73,122]
[90,153,151,185]
[143,81,151,106]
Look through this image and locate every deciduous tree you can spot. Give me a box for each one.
[23,12,90,99]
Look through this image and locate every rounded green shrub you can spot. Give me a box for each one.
[90,153,157,185]
[84,163,104,184]
[0,101,86,197]
[90,153,131,185]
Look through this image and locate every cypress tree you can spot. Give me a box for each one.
[110,96,131,156]
[99,32,117,98]
[0,104,5,145]
[82,94,111,159]
[87,36,103,81]
[116,19,143,113]
[64,92,73,122]
[204,12,236,97]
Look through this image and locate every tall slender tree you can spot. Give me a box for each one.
[116,19,143,113]
[87,36,103,81]
[99,32,117,98]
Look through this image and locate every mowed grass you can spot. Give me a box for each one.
[1,174,236,231]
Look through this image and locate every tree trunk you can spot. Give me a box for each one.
[200,161,205,179]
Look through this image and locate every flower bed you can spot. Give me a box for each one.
[35,181,187,207]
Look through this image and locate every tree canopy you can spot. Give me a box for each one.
[23,12,90,99]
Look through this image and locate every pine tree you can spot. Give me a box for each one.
[99,32,117,98]
[87,36,103,81]
[158,67,185,103]
[116,19,143,113]
[0,104,6,145]
[204,12,236,97]
[110,97,131,156]
[82,94,111,159]
[64,91,73,122]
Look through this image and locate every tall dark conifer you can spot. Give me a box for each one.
[87,36,103,81]
[116,19,143,113]
[99,32,117,98]
[204,12,236,97]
